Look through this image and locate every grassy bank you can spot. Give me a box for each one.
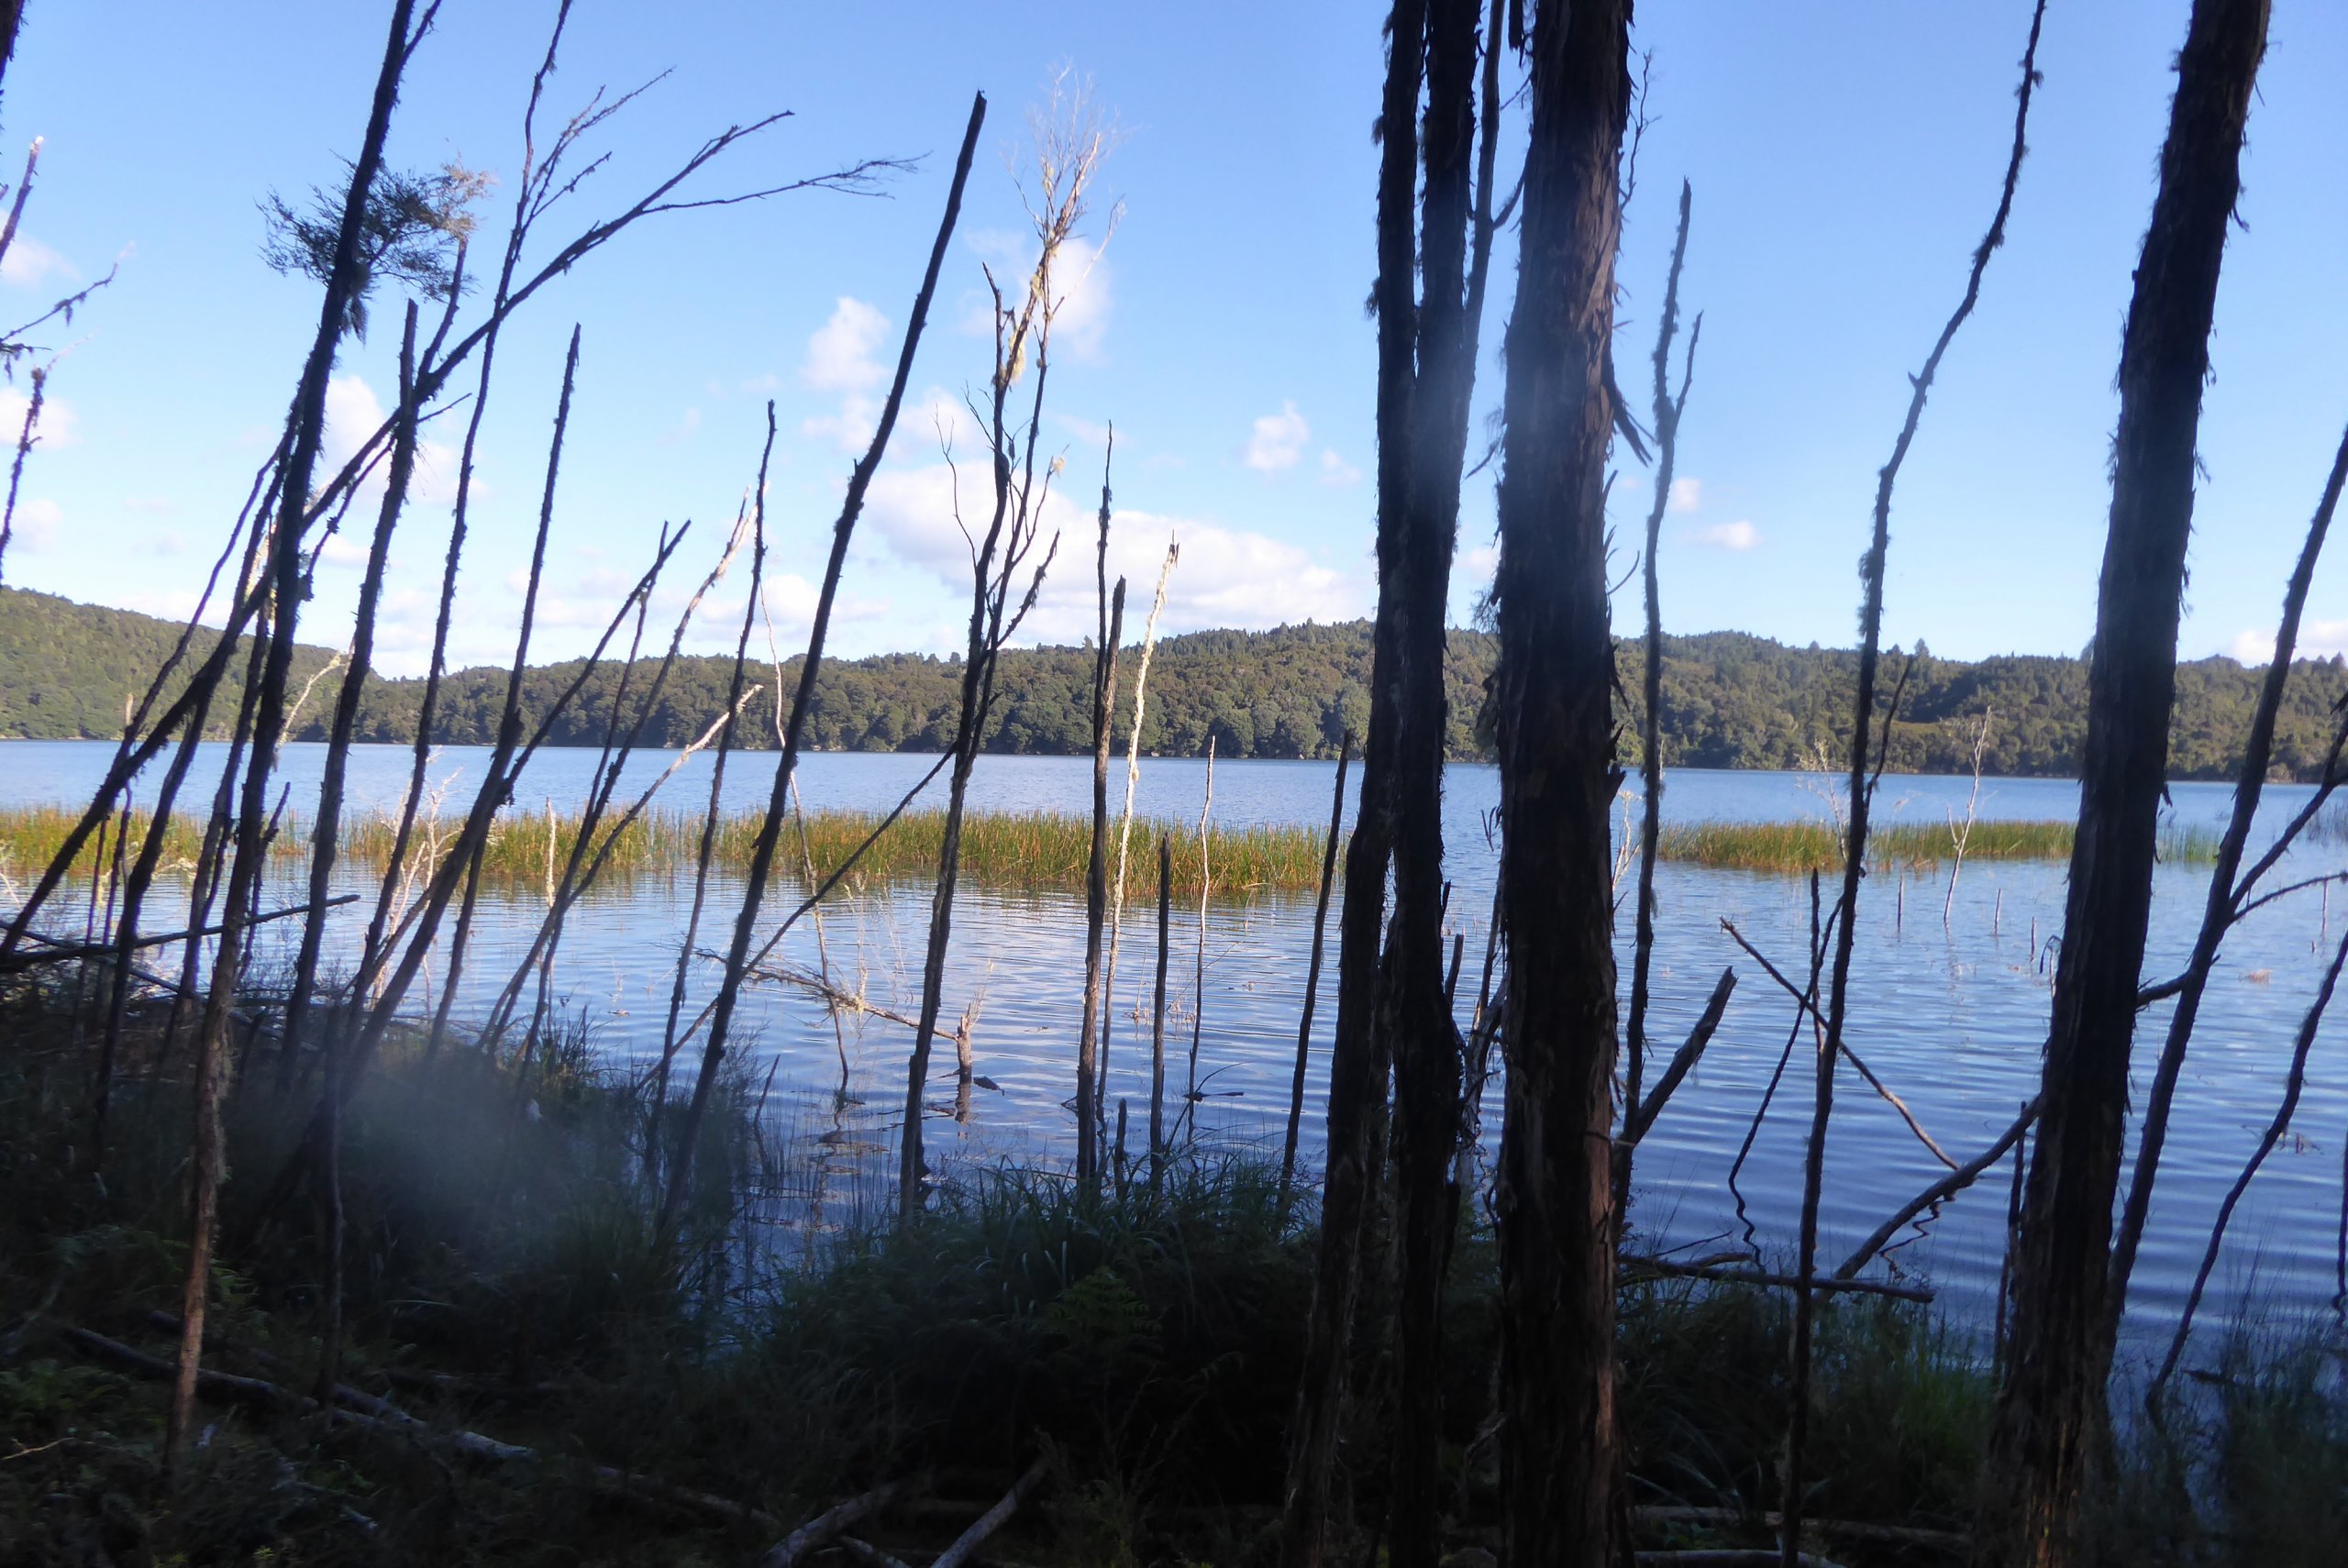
[2,972,2341,1564]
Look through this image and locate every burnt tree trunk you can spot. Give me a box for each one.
[1977,2,2269,1563]
[1379,0,1492,1562]
[1490,0,1633,1563]
[1279,2,1497,1561]
[167,0,418,1474]
[1077,472,1126,1189]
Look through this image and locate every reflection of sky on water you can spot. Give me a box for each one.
[9,740,2343,1359]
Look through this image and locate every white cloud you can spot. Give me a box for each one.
[123,495,177,514]
[1044,235,1113,362]
[960,231,1115,363]
[1319,448,1361,488]
[320,372,461,511]
[1697,519,1760,551]
[803,297,890,392]
[0,384,76,447]
[859,459,1367,645]
[1668,477,1702,513]
[2231,619,2348,664]
[1052,413,1113,449]
[803,392,880,454]
[1245,402,1311,472]
[316,534,369,569]
[0,235,75,290]
[157,528,186,557]
[116,587,205,624]
[656,406,702,447]
[8,496,60,552]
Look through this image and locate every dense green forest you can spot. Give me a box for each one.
[5,584,2340,778]
[0,584,341,742]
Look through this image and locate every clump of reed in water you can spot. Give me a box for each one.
[1652,817,2221,871]
[0,804,1335,897]
[0,805,211,879]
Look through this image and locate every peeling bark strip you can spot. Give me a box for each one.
[1489,0,1633,1562]
[1978,3,2271,1563]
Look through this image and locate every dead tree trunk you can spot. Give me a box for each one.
[1077,457,1126,1189]
[1280,2,1499,1560]
[669,92,987,1234]
[1620,181,1697,1197]
[1150,831,1172,1168]
[1977,3,2270,1562]
[280,301,423,1090]
[1279,732,1351,1213]
[1487,0,1632,1562]
[167,0,420,1475]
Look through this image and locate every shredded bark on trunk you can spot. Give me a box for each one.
[1487,1,1633,1559]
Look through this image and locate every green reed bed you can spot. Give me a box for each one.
[435,806,1335,893]
[0,805,213,881]
[0,804,2229,892]
[0,804,1335,896]
[1655,817,2221,873]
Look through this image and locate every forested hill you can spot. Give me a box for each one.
[0,585,340,742]
[4,584,2342,779]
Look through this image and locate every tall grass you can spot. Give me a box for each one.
[0,803,1338,896]
[1652,817,2222,872]
[0,804,2240,893]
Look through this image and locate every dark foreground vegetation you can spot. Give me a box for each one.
[6,0,2346,1564]
[6,584,2344,780]
[5,985,2342,1568]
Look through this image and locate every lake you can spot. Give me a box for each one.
[6,738,2342,1360]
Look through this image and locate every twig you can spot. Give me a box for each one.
[2110,413,2348,1319]
[2151,922,2348,1398]
[1720,920,1954,1167]
[1621,966,1737,1145]
[1784,8,2048,1548]
[1280,731,1351,1211]
[1621,1257,1932,1304]
[1833,1099,2040,1280]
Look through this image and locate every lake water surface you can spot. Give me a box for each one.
[6,739,2342,1359]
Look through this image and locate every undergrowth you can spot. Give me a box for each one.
[2,975,2341,1565]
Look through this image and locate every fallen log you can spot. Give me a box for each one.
[1634,1553,1847,1568]
[68,1325,775,1531]
[1636,1505,1966,1553]
[831,1540,916,1568]
[1621,1258,1933,1304]
[763,1473,929,1568]
[931,1454,1047,1568]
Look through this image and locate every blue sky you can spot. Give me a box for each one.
[5,1,2345,677]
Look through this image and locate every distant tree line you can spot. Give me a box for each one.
[4,585,2340,779]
